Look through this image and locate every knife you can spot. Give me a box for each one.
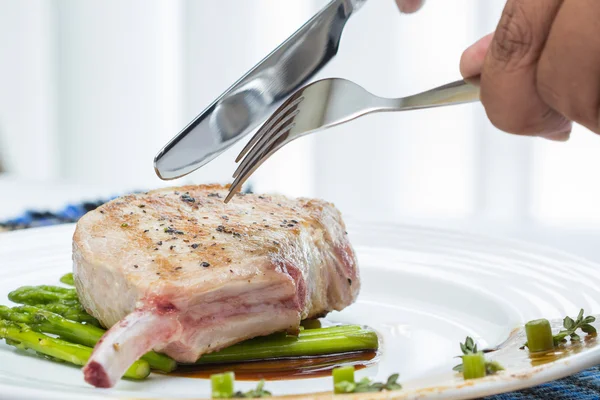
[153,0,367,180]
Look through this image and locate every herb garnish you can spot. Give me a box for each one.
[453,337,504,375]
[524,309,596,349]
[232,380,271,398]
[334,374,402,393]
[554,309,596,344]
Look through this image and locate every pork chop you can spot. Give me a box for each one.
[73,184,360,388]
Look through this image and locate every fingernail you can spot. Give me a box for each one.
[542,130,571,142]
[460,33,494,78]
[397,0,425,13]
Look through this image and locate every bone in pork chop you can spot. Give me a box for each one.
[73,184,360,388]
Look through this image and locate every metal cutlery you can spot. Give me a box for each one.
[153,0,367,181]
[225,76,480,202]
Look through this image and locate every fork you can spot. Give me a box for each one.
[224,76,480,203]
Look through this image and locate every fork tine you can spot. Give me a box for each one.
[225,124,296,203]
[232,108,299,179]
[234,121,295,183]
[225,144,286,204]
[234,94,305,163]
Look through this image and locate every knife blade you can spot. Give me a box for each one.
[153,0,367,180]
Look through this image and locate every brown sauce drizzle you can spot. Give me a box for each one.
[528,334,598,367]
[482,328,521,353]
[164,319,378,380]
[169,351,379,381]
[476,323,599,373]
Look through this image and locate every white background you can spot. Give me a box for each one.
[1,0,600,261]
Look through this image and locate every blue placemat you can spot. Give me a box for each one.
[1,200,599,399]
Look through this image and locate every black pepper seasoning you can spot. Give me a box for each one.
[201,262,210,268]
[180,193,195,203]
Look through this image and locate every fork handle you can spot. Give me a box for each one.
[394,75,481,111]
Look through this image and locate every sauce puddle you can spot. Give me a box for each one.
[480,322,599,372]
[169,351,379,381]
[528,334,598,367]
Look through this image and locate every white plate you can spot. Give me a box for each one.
[1,223,600,399]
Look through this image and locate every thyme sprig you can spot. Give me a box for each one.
[553,309,596,345]
[233,380,271,398]
[334,373,402,393]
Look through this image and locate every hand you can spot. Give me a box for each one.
[460,0,600,141]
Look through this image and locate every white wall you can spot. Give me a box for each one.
[0,0,57,180]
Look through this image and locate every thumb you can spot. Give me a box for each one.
[460,32,494,78]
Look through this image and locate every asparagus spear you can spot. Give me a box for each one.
[0,305,176,373]
[0,319,149,380]
[294,325,362,337]
[8,285,79,305]
[7,285,101,326]
[37,302,101,327]
[196,325,379,365]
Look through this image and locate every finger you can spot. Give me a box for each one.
[394,0,425,14]
[480,0,572,139]
[537,0,600,134]
[460,33,494,78]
